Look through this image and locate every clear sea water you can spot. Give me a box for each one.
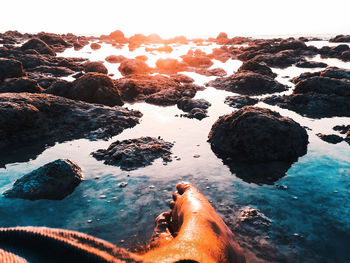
[0,39,350,262]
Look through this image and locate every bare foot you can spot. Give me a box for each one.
[143,182,246,263]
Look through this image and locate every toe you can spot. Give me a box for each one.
[176,182,193,194]
[169,201,175,209]
[172,191,180,201]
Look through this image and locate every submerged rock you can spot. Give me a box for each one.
[3,159,82,200]
[0,93,141,166]
[208,106,308,162]
[92,137,173,170]
[0,58,26,81]
[316,134,344,144]
[206,72,288,95]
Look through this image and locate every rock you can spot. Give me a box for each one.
[0,93,141,167]
[181,51,213,68]
[224,95,258,108]
[37,32,70,47]
[181,108,208,120]
[0,77,43,93]
[91,137,173,170]
[44,79,73,96]
[109,30,127,43]
[319,67,350,80]
[237,60,277,78]
[48,72,123,106]
[105,55,126,64]
[316,134,343,144]
[216,32,229,44]
[170,74,194,83]
[208,106,308,162]
[295,60,328,68]
[3,159,82,200]
[30,65,75,77]
[250,50,301,68]
[177,97,211,112]
[0,58,26,81]
[194,68,227,77]
[90,43,101,50]
[319,44,350,62]
[333,125,350,134]
[84,61,108,74]
[155,58,188,74]
[118,59,152,76]
[145,45,173,53]
[329,35,350,43]
[276,40,307,51]
[135,55,148,61]
[206,72,288,95]
[115,74,202,105]
[21,38,56,56]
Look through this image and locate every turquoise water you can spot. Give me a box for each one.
[0,41,350,262]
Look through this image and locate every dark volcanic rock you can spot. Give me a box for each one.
[0,77,43,93]
[0,93,141,167]
[295,61,328,68]
[238,60,276,78]
[206,72,288,95]
[316,133,343,144]
[250,50,301,68]
[84,61,108,74]
[58,73,122,106]
[319,44,350,62]
[3,159,82,200]
[195,68,227,77]
[177,97,211,120]
[0,58,26,81]
[329,35,350,43]
[30,65,75,77]
[105,55,126,64]
[118,59,152,76]
[37,32,70,47]
[155,58,188,74]
[115,74,202,105]
[208,106,308,162]
[224,95,258,108]
[92,137,173,170]
[333,125,350,134]
[21,38,56,56]
[181,51,213,68]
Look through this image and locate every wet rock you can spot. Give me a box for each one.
[170,73,194,83]
[0,93,141,167]
[295,60,328,68]
[206,72,288,95]
[316,133,343,144]
[109,30,127,43]
[84,61,108,74]
[265,68,350,118]
[194,68,227,77]
[155,58,188,74]
[250,50,301,68]
[181,50,213,68]
[333,125,350,134]
[216,32,229,45]
[3,159,82,200]
[0,77,43,93]
[276,39,308,51]
[177,97,211,120]
[237,60,277,78]
[37,32,70,47]
[47,72,123,106]
[44,79,73,96]
[91,137,173,170]
[177,97,211,112]
[30,65,75,77]
[21,38,56,56]
[145,45,173,53]
[0,58,26,81]
[135,55,148,61]
[329,35,350,43]
[90,43,101,50]
[105,55,126,64]
[208,106,308,162]
[224,95,258,108]
[115,74,202,105]
[118,59,152,76]
[319,44,350,62]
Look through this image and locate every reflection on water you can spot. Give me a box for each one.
[0,40,350,262]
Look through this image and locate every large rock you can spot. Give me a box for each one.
[0,93,141,166]
[329,35,350,43]
[3,159,82,200]
[105,55,126,64]
[47,73,123,106]
[206,72,288,95]
[155,58,188,74]
[237,60,277,78]
[21,38,56,56]
[84,61,108,74]
[208,106,308,162]
[92,137,173,170]
[109,30,127,43]
[118,59,152,76]
[0,77,43,93]
[177,97,211,120]
[0,58,26,81]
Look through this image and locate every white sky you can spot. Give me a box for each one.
[1,0,349,38]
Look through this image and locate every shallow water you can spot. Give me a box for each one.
[1,40,350,262]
